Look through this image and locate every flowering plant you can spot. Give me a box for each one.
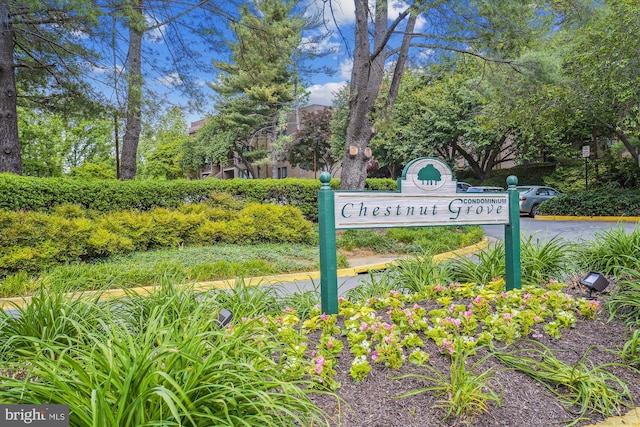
[350,355,372,382]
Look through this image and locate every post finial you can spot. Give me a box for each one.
[319,171,332,189]
[506,175,518,188]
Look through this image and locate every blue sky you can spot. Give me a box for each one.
[88,0,429,127]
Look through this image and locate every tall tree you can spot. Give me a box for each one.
[199,0,305,178]
[104,0,229,180]
[0,0,102,174]
[288,108,339,174]
[335,0,570,189]
[119,0,144,179]
[138,106,188,179]
[562,0,640,167]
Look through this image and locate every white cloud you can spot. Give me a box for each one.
[306,81,347,106]
[338,59,353,79]
[157,72,183,88]
[306,0,354,31]
[300,35,340,55]
[144,14,165,43]
[91,64,125,74]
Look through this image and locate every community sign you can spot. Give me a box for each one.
[318,157,522,314]
[334,158,509,229]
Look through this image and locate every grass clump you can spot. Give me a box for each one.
[576,226,640,275]
[448,235,573,287]
[494,341,634,422]
[0,286,330,427]
[395,342,502,423]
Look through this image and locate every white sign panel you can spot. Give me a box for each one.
[334,158,510,229]
[582,145,590,158]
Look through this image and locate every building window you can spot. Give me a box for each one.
[277,167,288,179]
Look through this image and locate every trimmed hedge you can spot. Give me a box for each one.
[0,201,314,276]
[0,174,397,221]
[538,188,640,217]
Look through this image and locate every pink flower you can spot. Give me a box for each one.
[338,297,346,303]
[313,355,326,375]
[327,337,334,349]
[371,350,379,361]
[359,322,369,332]
[320,313,329,321]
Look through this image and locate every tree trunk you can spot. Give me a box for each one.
[0,0,21,174]
[339,0,387,190]
[120,0,143,180]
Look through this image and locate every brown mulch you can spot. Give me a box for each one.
[308,284,640,427]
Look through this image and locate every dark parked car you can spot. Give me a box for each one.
[466,186,505,193]
[517,185,560,217]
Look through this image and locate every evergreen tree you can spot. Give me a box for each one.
[199,0,305,178]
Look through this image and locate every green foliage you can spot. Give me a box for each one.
[138,107,189,180]
[0,243,322,298]
[390,253,454,294]
[0,287,102,360]
[621,329,640,366]
[458,162,557,187]
[0,202,315,277]
[0,174,396,222]
[448,236,572,287]
[337,226,484,254]
[494,341,634,421]
[395,343,501,423]
[67,162,117,180]
[574,226,640,275]
[539,189,640,217]
[606,268,640,328]
[0,288,329,426]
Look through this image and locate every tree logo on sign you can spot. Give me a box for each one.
[417,164,442,185]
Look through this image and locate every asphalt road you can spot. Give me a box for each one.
[482,217,639,243]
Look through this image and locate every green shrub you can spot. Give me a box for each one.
[457,163,556,187]
[0,202,315,276]
[0,174,396,221]
[539,188,640,217]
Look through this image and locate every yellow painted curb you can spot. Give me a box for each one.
[583,408,640,427]
[536,215,640,222]
[0,238,490,310]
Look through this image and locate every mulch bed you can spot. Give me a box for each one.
[308,285,640,427]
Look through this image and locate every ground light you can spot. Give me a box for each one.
[581,272,610,299]
[216,308,233,327]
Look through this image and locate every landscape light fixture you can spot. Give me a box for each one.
[216,308,233,328]
[580,272,609,299]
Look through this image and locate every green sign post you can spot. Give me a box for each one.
[318,158,522,315]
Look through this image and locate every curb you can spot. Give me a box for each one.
[536,215,640,222]
[0,238,490,310]
[583,408,640,427]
